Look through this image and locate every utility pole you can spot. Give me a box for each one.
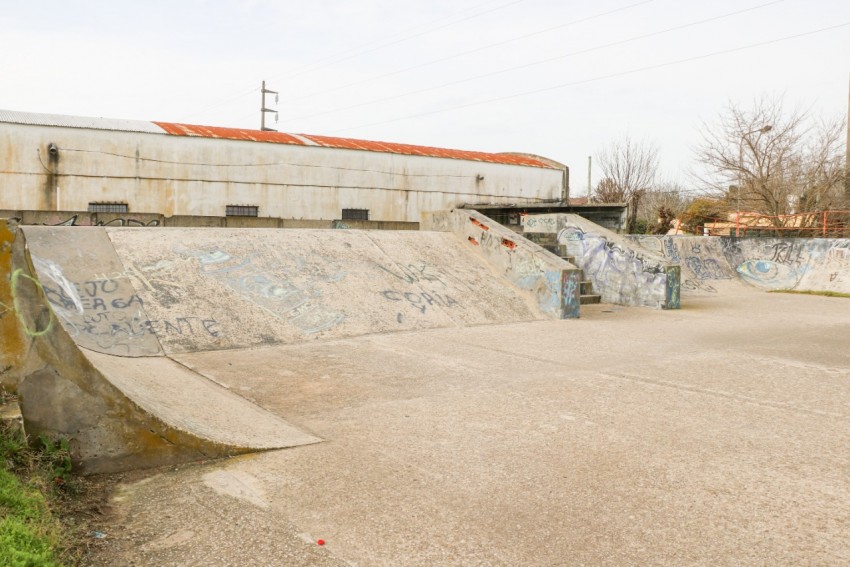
[260,80,279,132]
[587,156,592,201]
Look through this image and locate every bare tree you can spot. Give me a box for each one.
[636,180,691,231]
[694,95,847,228]
[593,136,659,232]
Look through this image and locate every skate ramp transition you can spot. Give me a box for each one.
[519,212,850,301]
[521,213,681,309]
[1,217,577,473]
[628,235,850,297]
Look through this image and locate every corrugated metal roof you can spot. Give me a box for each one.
[0,110,560,169]
[0,109,164,133]
[155,122,559,169]
[153,122,310,146]
[301,134,556,168]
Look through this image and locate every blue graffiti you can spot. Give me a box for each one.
[736,260,800,289]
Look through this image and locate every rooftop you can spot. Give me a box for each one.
[1,109,561,170]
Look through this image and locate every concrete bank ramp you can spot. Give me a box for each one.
[7,224,559,473]
[629,235,850,297]
[520,213,681,309]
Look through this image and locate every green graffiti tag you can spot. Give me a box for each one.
[8,268,54,337]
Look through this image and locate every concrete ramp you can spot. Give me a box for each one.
[629,235,850,296]
[5,222,564,473]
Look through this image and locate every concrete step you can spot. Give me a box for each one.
[580,280,594,295]
[580,294,602,305]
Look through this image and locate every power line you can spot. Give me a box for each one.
[265,0,529,84]
[288,0,784,123]
[325,21,850,135]
[279,0,655,106]
[185,0,528,121]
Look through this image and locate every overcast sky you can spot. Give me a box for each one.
[2,0,848,196]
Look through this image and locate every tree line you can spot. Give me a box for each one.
[590,94,848,235]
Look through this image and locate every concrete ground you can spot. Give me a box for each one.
[87,289,850,566]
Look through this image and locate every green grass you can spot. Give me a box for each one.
[769,289,850,298]
[0,394,68,567]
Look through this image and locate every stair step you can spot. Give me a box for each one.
[580,280,594,295]
[580,294,602,305]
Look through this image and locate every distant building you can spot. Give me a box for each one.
[0,110,568,225]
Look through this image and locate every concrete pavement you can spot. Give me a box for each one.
[87,289,850,566]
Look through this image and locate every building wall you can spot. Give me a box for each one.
[0,122,564,222]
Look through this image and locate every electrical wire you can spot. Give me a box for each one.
[287,0,784,123]
[278,0,655,106]
[185,0,528,121]
[325,21,850,135]
[53,147,490,180]
[265,0,528,84]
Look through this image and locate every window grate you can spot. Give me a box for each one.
[88,202,128,213]
[341,208,369,221]
[226,205,259,217]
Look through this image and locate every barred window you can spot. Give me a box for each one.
[88,202,128,214]
[341,208,369,221]
[226,205,259,217]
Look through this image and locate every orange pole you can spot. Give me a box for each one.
[823,210,828,238]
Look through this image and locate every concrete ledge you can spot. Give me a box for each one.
[422,209,581,318]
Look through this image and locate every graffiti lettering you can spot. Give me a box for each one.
[178,247,345,334]
[685,257,732,280]
[681,279,717,293]
[378,262,447,287]
[770,242,796,264]
[382,289,459,314]
[44,215,161,227]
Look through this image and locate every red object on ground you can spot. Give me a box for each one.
[317,539,325,546]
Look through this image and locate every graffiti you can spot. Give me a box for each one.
[770,242,796,264]
[26,257,211,352]
[378,262,447,287]
[681,279,717,293]
[43,215,161,227]
[382,290,459,314]
[512,255,546,280]
[522,215,558,231]
[827,245,850,269]
[558,224,675,309]
[5,268,55,337]
[666,269,681,308]
[179,247,345,334]
[557,227,585,242]
[90,261,186,294]
[147,317,220,337]
[562,272,580,319]
[685,256,732,280]
[735,259,800,289]
[663,238,680,263]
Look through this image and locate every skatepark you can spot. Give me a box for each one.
[2,212,850,565]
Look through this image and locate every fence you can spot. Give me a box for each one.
[676,210,850,238]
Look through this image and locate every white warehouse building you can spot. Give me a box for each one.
[0,110,568,224]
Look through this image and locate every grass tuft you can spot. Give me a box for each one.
[769,289,850,298]
[1,389,72,566]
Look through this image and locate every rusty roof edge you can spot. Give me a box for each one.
[0,109,562,170]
